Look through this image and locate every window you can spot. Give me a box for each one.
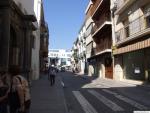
[49,50,59,52]
[123,18,129,38]
[67,54,71,57]
[86,23,93,37]
[9,26,20,66]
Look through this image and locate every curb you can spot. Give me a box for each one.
[58,75,69,113]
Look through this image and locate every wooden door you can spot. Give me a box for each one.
[105,57,113,79]
[105,66,113,79]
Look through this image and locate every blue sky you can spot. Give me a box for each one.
[43,0,88,50]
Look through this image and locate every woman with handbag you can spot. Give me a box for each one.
[8,68,25,113]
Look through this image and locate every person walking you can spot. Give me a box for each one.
[16,75,31,113]
[8,68,25,113]
[48,66,56,86]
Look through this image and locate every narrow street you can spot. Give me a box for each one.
[1,0,150,113]
[60,71,150,113]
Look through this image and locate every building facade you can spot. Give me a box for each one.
[48,49,72,68]
[86,0,113,78]
[77,24,86,74]
[31,0,42,80]
[0,0,36,81]
[0,0,48,82]
[112,0,150,81]
[40,3,49,73]
[85,1,96,76]
[71,41,79,72]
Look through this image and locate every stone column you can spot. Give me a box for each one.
[23,22,32,81]
[0,8,10,72]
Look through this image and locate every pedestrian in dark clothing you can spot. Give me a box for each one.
[48,67,56,86]
[0,76,9,113]
[8,67,25,113]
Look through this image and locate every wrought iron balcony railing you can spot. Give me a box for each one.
[115,15,150,44]
[115,0,136,14]
[91,13,111,35]
[96,41,112,54]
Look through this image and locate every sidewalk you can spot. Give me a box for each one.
[75,72,150,89]
[30,74,68,113]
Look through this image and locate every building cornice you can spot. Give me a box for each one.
[0,0,37,22]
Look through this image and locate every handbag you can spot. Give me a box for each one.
[8,90,21,109]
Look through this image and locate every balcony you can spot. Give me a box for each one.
[115,15,150,45]
[91,0,110,19]
[91,47,112,58]
[90,0,101,17]
[91,14,111,38]
[95,37,112,54]
[97,42,111,52]
[114,0,136,15]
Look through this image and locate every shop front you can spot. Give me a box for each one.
[88,52,113,79]
[115,47,150,81]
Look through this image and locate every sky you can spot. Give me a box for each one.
[43,0,89,50]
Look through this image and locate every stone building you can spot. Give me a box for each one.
[40,3,49,72]
[0,0,47,81]
[31,0,42,80]
[112,0,150,81]
[0,0,36,81]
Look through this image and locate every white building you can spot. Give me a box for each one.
[31,0,42,80]
[48,49,72,68]
[77,24,86,74]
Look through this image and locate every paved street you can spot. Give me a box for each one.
[30,71,150,113]
[30,73,68,113]
[60,71,150,113]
